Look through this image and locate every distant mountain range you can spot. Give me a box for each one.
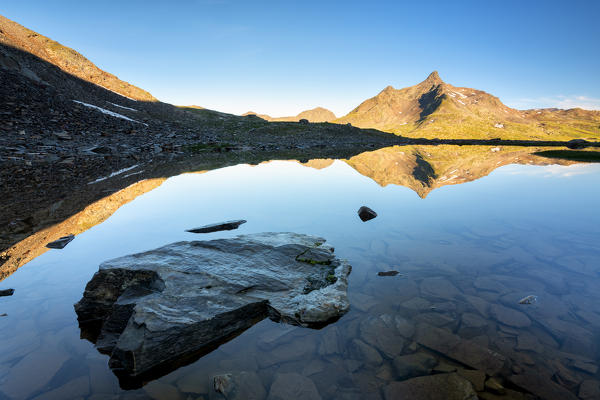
[334,71,600,140]
[243,107,337,122]
[1,13,598,144]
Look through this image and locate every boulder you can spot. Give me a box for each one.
[0,288,14,296]
[74,233,351,387]
[298,119,309,125]
[357,206,377,222]
[186,219,247,233]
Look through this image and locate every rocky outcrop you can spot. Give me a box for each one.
[74,232,351,387]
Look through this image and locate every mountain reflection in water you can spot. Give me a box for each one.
[0,145,598,399]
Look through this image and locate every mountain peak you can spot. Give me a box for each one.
[423,70,443,85]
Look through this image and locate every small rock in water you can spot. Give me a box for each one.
[358,206,377,222]
[518,295,537,305]
[378,270,400,277]
[0,313,6,317]
[186,219,247,233]
[46,234,75,249]
[0,288,15,297]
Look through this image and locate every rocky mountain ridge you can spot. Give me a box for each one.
[335,71,600,140]
[243,107,337,123]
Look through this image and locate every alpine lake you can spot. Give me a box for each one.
[1,145,600,400]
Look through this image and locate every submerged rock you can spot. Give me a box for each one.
[74,232,351,387]
[46,234,74,249]
[518,295,537,305]
[186,219,247,233]
[377,270,400,276]
[357,206,377,222]
[384,373,477,400]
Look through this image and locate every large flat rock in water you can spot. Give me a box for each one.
[74,232,351,387]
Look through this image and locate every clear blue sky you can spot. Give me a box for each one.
[2,0,599,116]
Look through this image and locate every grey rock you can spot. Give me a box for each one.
[579,380,600,400]
[74,233,351,385]
[415,323,506,375]
[485,377,505,394]
[268,373,321,400]
[31,375,90,400]
[457,369,485,391]
[46,234,75,249]
[349,338,383,367]
[489,304,531,328]
[518,295,537,305]
[318,326,342,356]
[211,371,266,400]
[459,312,488,337]
[570,359,598,375]
[509,373,580,400]
[359,314,411,358]
[298,119,309,125]
[357,206,377,222]
[377,270,399,276]
[186,220,247,234]
[420,277,462,300]
[1,350,69,399]
[383,373,477,400]
[0,288,14,297]
[393,352,437,379]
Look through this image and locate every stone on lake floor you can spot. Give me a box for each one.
[484,377,505,394]
[518,295,537,305]
[0,288,14,297]
[383,373,477,400]
[508,372,580,400]
[357,206,377,222]
[267,373,321,400]
[414,323,506,375]
[359,314,412,358]
[349,338,383,367]
[0,350,69,399]
[457,369,486,391]
[420,277,462,300]
[211,371,266,400]
[46,234,75,249]
[393,352,438,379]
[186,219,247,233]
[579,380,600,400]
[74,232,351,387]
[489,304,531,328]
[377,270,400,276]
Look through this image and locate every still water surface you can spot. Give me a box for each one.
[1,153,600,399]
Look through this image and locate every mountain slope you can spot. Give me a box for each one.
[243,106,336,122]
[0,15,155,101]
[337,72,600,141]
